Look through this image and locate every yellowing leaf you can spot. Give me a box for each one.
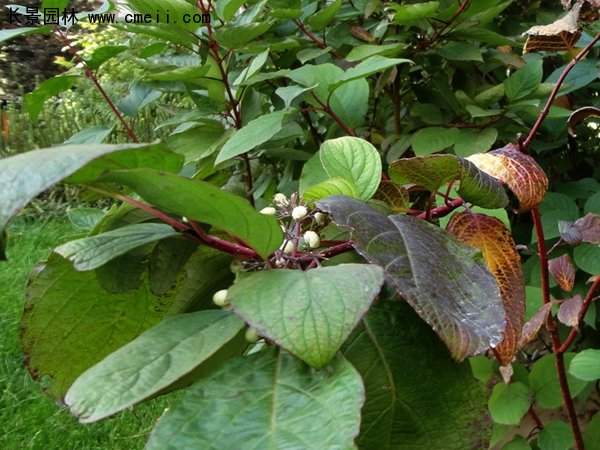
[519,303,552,348]
[372,180,410,213]
[467,144,549,212]
[447,212,525,365]
[549,254,576,292]
[558,294,583,327]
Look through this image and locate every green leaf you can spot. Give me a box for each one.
[538,420,573,450]
[233,49,269,86]
[0,26,51,43]
[146,350,364,450]
[306,0,341,31]
[215,0,245,20]
[391,1,440,24]
[320,137,382,201]
[118,83,161,117]
[24,76,80,121]
[389,154,509,209]
[504,59,543,102]
[488,382,530,425]
[41,0,71,10]
[0,143,182,241]
[584,412,600,450]
[535,192,579,242]
[569,349,600,381]
[574,244,600,274]
[346,43,406,62]
[334,55,412,88]
[85,45,127,70]
[303,177,358,202]
[67,208,106,231]
[454,128,498,156]
[299,152,330,195]
[214,22,272,48]
[503,437,532,450]
[146,65,210,83]
[411,127,459,155]
[438,42,483,62]
[330,78,370,128]
[65,125,114,145]
[318,197,506,361]
[343,301,490,450]
[65,310,245,423]
[166,122,227,162]
[127,0,199,31]
[215,110,290,164]
[229,264,384,368]
[529,353,588,409]
[21,255,177,399]
[55,223,180,271]
[102,169,283,259]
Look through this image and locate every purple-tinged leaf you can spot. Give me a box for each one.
[558,295,583,327]
[549,254,576,292]
[318,196,506,361]
[518,303,553,348]
[559,213,600,245]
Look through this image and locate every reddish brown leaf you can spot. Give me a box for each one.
[447,212,525,365]
[523,4,582,53]
[549,254,576,292]
[518,303,553,348]
[559,213,600,245]
[467,144,549,212]
[373,180,410,213]
[557,294,583,327]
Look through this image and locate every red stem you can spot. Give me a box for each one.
[531,207,584,449]
[522,33,600,151]
[189,221,258,259]
[55,31,139,143]
[417,197,464,220]
[559,277,600,353]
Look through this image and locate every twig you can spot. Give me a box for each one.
[559,277,600,353]
[311,93,357,137]
[531,207,584,450]
[55,31,139,143]
[417,197,464,220]
[522,33,600,151]
[417,0,471,50]
[293,20,343,59]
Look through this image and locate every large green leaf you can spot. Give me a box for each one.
[303,177,358,203]
[21,256,176,399]
[214,22,273,48]
[333,56,412,88]
[65,310,245,423]
[569,349,600,381]
[0,26,51,44]
[504,59,543,102]
[24,76,80,121]
[102,169,283,259]
[488,382,530,425]
[215,109,291,164]
[55,223,180,271]
[146,350,364,450]
[318,197,505,361]
[343,301,490,450]
[390,1,439,24]
[389,154,509,209]
[127,0,199,31]
[320,137,382,201]
[0,143,182,242]
[529,353,587,409]
[229,263,384,368]
[306,0,341,31]
[216,0,245,20]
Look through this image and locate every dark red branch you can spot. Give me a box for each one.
[522,33,600,151]
[189,221,258,259]
[417,197,464,220]
[559,277,600,353]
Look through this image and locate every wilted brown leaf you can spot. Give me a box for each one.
[559,213,600,245]
[557,294,583,327]
[447,212,525,365]
[518,303,553,348]
[549,254,576,292]
[467,144,549,212]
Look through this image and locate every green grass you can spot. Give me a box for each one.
[0,219,170,450]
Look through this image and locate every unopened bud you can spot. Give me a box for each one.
[245,327,260,343]
[291,205,308,220]
[260,206,276,216]
[303,230,320,249]
[212,289,229,307]
[281,240,295,254]
[314,212,326,225]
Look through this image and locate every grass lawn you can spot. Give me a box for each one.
[0,218,170,450]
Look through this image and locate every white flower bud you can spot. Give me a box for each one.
[273,193,288,206]
[303,230,320,249]
[212,289,229,307]
[260,206,276,216]
[245,327,260,343]
[314,212,326,225]
[281,240,295,254]
[291,205,308,221]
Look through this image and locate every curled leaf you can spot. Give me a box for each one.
[518,303,552,348]
[549,254,576,292]
[447,212,525,365]
[372,180,410,213]
[523,4,582,53]
[568,106,600,137]
[467,144,549,212]
[559,213,600,245]
[389,154,509,209]
[558,294,583,327]
[318,196,506,361]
